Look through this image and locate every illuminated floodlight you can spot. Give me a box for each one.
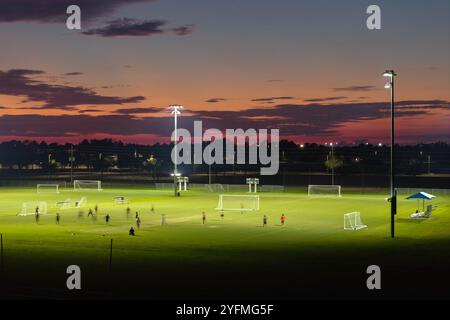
[383,70,397,77]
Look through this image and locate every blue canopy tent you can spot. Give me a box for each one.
[406,192,436,212]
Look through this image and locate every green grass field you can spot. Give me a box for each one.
[0,185,449,299]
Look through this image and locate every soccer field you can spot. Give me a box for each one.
[0,185,449,299]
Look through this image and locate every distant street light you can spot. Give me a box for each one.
[384,69,397,238]
[169,104,183,197]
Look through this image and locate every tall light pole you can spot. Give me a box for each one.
[384,70,397,238]
[169,105,183,196]
[330,142,335,186]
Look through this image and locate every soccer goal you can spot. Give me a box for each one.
[37,184,60,194]
[18,201,48,216]
[74,180,102,191]
[216,194,260,211]
[56,198,72,210]
[308,185,341,197]
[205,184,225,192]
[344,212,367,230]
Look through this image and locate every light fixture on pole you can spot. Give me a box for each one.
[169,104,183,197]
[383,69,397,238]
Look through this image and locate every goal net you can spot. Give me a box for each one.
[216,194,260,211]
[74,180,102,191]
[18,201,48,216]
[76,196,87,208]
[37,184,59,194]
[308,185,341,197]
[344,212,367,230]
[205,184,225,192]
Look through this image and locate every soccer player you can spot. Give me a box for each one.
[94,204,98,215]
[88,208,93,217]
[280,214,286,226]
[56,212,60,224]
[263,215,267,227]
[105,214,110,224]
[129,227,135,236]
[126,207,131,219]
[161,214,166,226]
[136,216,141,229]
[35,211,39,224]
[202,211,206,225]
[151,204,155,213]
[135,211,139,219]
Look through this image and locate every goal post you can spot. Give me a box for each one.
[56,197,87,210]
[74,180,102,191]
[216,194,260,211]
[308,184,341,197]
[37,184,60,194]
[344,212,367,230]
[246,178,259,193]
[76,196,87,208]
[18,201,48,216]
[205,184,225,192]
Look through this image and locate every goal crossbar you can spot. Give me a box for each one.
[74,180,102,191]
[37,184,60,194]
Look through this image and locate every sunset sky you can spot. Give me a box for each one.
[0,0,448,144]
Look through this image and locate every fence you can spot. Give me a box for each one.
[173,183,285,192]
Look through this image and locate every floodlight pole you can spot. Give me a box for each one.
[208,153,212,185]
[170,105,183,197]
[330,143,335,186]
[384,70,397,238]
